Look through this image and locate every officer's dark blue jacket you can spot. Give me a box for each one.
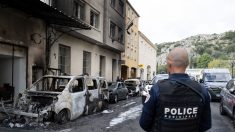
[139,73,212,132]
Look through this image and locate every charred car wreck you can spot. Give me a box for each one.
[0,75,109,125]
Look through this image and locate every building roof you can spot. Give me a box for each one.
[0,0,91,29]
[126,0,140,17]
[139,31,156,50]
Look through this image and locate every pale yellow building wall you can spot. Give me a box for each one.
[121,1,140,78]
[138,32,157,80]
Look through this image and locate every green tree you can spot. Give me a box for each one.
[208,59,229,68]
[205,48,212,55]
[225,43,235,53]
[157,65,167,74]
[222,31,235,40]
[194,45,205,55]
[218,54,229,60]
[196,53,212,68]
[212,51,222,59]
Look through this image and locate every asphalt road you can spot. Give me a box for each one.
[0,97,234,132]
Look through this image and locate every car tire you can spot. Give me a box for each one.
[55,109,69,124]
[114,95,118,103]
[219,101,226,115]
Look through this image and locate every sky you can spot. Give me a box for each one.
[128,0,235,44]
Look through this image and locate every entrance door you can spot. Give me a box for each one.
[121,65,128,80]
[131,67,137,78]
[0,43,26,101]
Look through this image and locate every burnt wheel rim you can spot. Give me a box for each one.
[60,110,68,123]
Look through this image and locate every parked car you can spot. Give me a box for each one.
[124,79,141,96]
[108,82,129,103]
[141,74,169,104]
[200,69,232,100]
[1,75,108,124]
[220,79,235,128]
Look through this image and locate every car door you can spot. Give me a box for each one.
[224,80,234,114]
[117,83,123,99]
[121,83,128,98]
[119,83,126,99]
[87,78,99,101]
[227,80,235,114]
[223,80,231,110]
[70,77,86,119]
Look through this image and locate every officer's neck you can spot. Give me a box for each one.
[169,69,186,74]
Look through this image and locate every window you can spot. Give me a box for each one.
[110,0,115,8]
[73,1,85,20]
[83,51,91,75]
[90,10,99,28]
[59,45,71,74]
[110,21,116,39]
[118,27,124,43]
[71,78,84,93]
[34,77,70,92]
[118,0,124,15]
[88,79,98,90]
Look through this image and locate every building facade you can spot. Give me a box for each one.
[48,0,126,82]
[138,31,157,80]
[0,0,126,103]
[121,0,139,80]
[0,0,91,101]
[0,8,45,100]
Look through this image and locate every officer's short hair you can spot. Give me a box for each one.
[167,48,189,68]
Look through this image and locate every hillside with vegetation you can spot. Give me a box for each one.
[156,30,235,73]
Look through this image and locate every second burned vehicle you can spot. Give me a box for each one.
[108,82,129,103]
[124,79,141,96]
[1,75,109,124]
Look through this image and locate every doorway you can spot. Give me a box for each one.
[0,43,27,101]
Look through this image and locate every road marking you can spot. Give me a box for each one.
[102,110,114,114]
[108,104,142,128]
[122,102,136,107]
[58,128,73,132]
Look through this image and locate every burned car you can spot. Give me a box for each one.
[124,79,141,96]
[1,75,108,124]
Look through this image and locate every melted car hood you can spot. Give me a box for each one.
[26,90,61,97]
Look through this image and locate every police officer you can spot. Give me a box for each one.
[139,48,211,132]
